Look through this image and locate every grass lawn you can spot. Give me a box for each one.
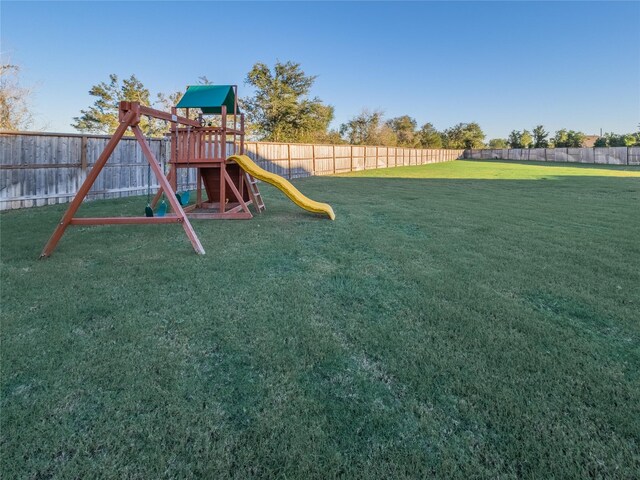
[1,160,639,478]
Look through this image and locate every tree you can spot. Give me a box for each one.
[417,123,443,148]
[385,115,418,147]
[72,74,165,135]
[442,122,485,149]
[314,130,346,145]
[532,125,549,148]
[488,138,508,148]
[242,61,334,143]
[552,129,585,148]
[339,109,397,146]
[0,64,34,130]
[508,130,523,148]
[595,132,638,147]
[508,129,533,148]
[594,136,608,147]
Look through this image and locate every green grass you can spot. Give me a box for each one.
[2,159,639,478]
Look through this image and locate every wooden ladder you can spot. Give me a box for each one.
[244,172,265,213]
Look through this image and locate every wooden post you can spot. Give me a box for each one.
[311,144,316,175]
[196,168,202,206]
[332,144,336,174]
[375,146,379,168]
[220,105,227,213]
[350,145,354,172]
[363,146,366,170]
[240,114,245,154]
[627,146,630,166]
[80,136,88,170]
[287,143,292,179]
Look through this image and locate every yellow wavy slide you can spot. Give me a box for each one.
[229,155,336,220]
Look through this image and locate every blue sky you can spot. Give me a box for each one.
[2,1,639,139]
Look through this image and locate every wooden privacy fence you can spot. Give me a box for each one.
[464,147,640,165]
[0,131,463,210]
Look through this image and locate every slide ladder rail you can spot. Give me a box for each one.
[244,172,265,213]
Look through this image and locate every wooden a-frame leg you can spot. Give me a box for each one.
[132,126,205,255]
[40,111,135,257]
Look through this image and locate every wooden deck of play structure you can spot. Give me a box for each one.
[37,84,334,257]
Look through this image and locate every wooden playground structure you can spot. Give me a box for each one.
[40,85,334,258]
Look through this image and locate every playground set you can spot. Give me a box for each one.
[40,85,335,257]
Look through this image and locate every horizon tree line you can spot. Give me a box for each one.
[3,60,639,148]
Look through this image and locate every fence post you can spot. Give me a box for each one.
[363,146,366,170]
[350,145,353,172]
[287,143,292,179]
[332,144,336,174]
[375,146,379,168]
[311,144,316,174]
[80,136,88,171]
[627,146,630,166]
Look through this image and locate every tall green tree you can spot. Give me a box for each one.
[594,136,608,147]
[243,61,334,143]
[508,129,533,148]
[417,123,443,148]
[385,115,418,147]
[72,74,166,135]
[521,130,533,149]
[551,129,585,148]
[532,125,549,148]
[442,122,485,149]
[73,74,217,135]
[508,130,523,148]
[339,110,397,146]
[594,132,638,147]
[488,138,508,148]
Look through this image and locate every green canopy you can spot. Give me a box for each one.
[176,85,239,114]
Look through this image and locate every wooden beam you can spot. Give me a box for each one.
[70,216,181,225]
[223,170,251,215]
[187,212,252,220]
[137,104,200,127]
